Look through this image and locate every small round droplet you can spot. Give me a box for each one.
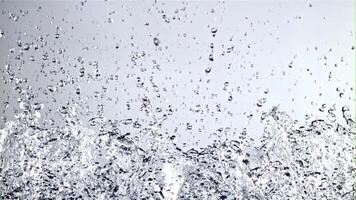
[75,86,81,95]
[228,95,233,101]
[211,27,217,34]
[205,67,212,73]
[153,37,160,46]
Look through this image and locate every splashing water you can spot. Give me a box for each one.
[0,1,354,199]
[0,104,354,199]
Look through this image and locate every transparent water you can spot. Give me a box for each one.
[0,1,355,199]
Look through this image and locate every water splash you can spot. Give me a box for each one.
[0,105,354,199]
[0,1,354,199]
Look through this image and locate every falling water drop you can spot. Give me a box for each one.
[153,37,161,46]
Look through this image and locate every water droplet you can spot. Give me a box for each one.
[19,101,30,110]
[4,64,10,70]
[228,95,233,101]
[47,85,57,93]
[153,37,160,46]
[209,54,214,61]
[9,13,19,21]
[33,103,44,111]
[22,43,30,51]
[211,27,217,36]
[79,67,85,77]
[75,86,81,95]
[257,98,266,107]
[319,104,326,112]
[186,123,192,130]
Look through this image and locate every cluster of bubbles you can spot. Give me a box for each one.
[0,1,355,199]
